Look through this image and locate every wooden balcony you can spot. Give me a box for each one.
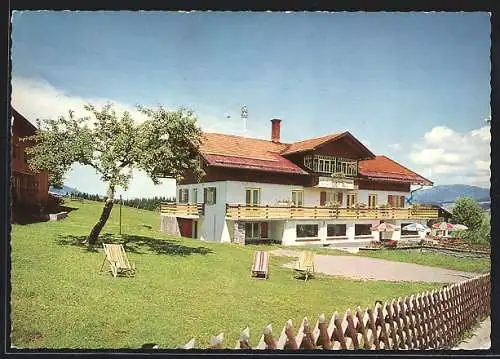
[160,203,204,218]
[225,204,439,221]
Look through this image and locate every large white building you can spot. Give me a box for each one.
[161,119,438,247]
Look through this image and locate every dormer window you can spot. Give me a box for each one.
[303,154,358,177]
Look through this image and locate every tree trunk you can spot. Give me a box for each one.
[85,185,115,250]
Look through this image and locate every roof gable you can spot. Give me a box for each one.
[281,131,375,159]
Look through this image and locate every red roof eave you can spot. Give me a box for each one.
[360,172,433,186]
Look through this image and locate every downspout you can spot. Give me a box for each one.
[407,184,424,205]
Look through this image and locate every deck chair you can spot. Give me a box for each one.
[292,251,315,282]
[100,243,136,277]
[251,251,269,279]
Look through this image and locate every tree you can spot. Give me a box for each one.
[451,196,484,232]
[25,103,204,250]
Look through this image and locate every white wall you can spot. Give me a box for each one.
[224,181,410,208]
[357,190,410,208]
[177,182,227,241]
[225,181,304,206]
[175,181,414,243]
[279,219,379,246]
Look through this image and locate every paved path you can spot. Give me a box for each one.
[453,317,491,350]
[270,249,478,283]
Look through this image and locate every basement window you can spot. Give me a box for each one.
[327,224,347,238]
[296,224,319,238]
[355,224,372,236]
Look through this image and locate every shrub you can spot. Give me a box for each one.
[452,196,483,232]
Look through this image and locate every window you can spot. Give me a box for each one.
[304,155,313,170]
[245,222,261,239]
[245,188,260,206]
[368,194,377,208]
[355,224,372,236]
[327,224,347,237]
[291,190,304,207]
[192,188,198,203]
[388,195,405,208]
[296,224,319,238]
[204,187,217,205]
[325,191,343,205]
[346,193,357,207]
[178,189,189,203]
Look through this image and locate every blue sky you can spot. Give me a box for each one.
[11,11,491,198]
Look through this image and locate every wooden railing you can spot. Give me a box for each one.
[160,203,204,217]
[226,205,439,221]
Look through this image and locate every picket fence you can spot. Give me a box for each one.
[179,273,490,350]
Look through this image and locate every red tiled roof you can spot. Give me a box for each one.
[359,156,433,186]
[281,133,344,155]
[199,133,307,174]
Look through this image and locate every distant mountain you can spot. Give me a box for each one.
[412,184,490,205]
[49,185,78,196]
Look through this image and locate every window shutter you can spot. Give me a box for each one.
[178,189,182,202]
[203,188,207,203]
[400,196,405,208]
[320,191,327,206]
[261,222,268,238]
[213,188,217,204]
[337,192,343,205]
[185,190,189,203]
[388,195,394,207]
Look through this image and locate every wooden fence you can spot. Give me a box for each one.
[178,273,490,350]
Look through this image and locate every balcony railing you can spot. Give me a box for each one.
[225,204,438,221]
[160,203,205,217]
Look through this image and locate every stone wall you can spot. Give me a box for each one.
[160,215,181,236]
[233,221,246,244]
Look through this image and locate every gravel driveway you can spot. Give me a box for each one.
[270,249,479,283]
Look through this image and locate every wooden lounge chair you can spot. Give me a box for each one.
[100,243,136,277]
[292,251,315,282]
[251,251,269,279]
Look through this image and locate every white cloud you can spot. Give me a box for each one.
[408,124,490,188]
[388,143,400,150]
[11,77,150,124]
[11,77,262,198]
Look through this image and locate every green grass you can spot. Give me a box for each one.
[10,200,455,348]
[355,248,490,274]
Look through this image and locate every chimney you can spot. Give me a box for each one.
[271,119,282,143]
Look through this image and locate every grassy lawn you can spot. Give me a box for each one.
[297,246,490,274]
[11,200,453,348]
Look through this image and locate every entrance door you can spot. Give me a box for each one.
[178,218,193,238]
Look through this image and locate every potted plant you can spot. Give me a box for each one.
[276,199,293,207]
[325,201,340,208]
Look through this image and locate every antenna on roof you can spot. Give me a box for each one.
[241,105,248,134]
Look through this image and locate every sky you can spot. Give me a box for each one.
[11,11,491,198]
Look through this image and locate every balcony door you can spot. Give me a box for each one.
[245,188,261,206]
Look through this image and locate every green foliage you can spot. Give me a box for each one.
[24,103,204,194]
[457,212,491,245]
[452,197,489,245]
[452,196,483,231]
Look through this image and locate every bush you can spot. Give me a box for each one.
[456,212,490,245]
[452,196,483,232]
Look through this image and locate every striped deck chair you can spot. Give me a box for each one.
[100,243,136,277]
[251,251,269,279]
[292,251,315,282]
